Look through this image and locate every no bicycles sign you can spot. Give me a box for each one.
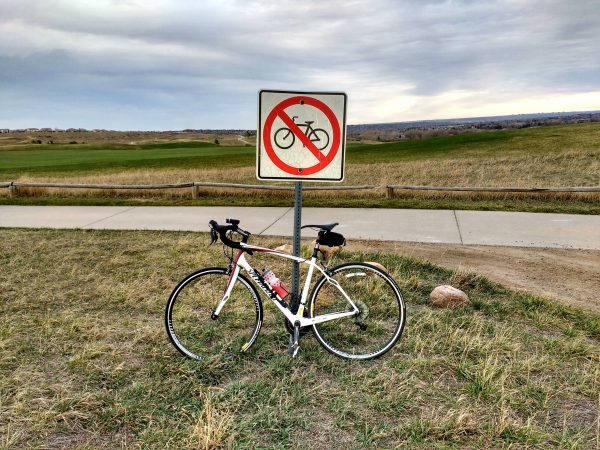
[257,90,347,181]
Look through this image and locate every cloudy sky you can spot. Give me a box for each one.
[1,0,599,130]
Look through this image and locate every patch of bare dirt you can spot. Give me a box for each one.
[350,240,600,314]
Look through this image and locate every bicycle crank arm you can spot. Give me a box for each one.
[288,321,301,358]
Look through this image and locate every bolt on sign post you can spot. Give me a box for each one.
[257,90,347,312]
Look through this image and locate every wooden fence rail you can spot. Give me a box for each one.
[9,181,195,190]
[1,180,599,199]
[385,184,600,197]
[193,182,380,191]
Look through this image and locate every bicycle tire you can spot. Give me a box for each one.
[274,127,295,149]
[311,128,330,151]
[165,267,263,361]
[309,262,406,360]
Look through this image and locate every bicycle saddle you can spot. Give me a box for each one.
[301,223,338,231]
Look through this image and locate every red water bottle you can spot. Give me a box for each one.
[262,269,289,299]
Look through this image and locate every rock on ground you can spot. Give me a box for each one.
[430,285,470,309]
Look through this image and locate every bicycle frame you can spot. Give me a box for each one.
[212,243,359,328]
[294,123,317,139]
[291,116,318,138]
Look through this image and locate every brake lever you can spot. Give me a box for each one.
[209,228,218,245]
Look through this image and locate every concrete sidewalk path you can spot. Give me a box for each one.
[1,205,599,250]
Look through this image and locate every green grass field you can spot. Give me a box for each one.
[1,122,599,213]
[1,229,599,449]
[0,141,254,174]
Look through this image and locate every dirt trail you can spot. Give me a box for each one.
[350,241,600,313]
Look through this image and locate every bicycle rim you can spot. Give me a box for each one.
[165,268,262,361]
[310,263,405,360]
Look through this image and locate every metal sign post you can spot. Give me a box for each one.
[290,181,302,313]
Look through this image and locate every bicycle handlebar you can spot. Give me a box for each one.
[209,218,251,251]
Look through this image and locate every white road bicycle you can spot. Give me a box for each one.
[165,218,406,360]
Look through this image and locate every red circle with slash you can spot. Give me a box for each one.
[262,96,341,176]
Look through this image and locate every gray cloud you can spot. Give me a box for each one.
[1,0,599,129]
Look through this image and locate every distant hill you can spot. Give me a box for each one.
[347,110,600,142]
[348,110,600,130]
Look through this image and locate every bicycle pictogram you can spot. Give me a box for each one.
[274,116,330,151]
[257,91,346,180]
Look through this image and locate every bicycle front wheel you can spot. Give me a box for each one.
[165,267,263,361]
[274,127,295,149]
[309,263,405,360]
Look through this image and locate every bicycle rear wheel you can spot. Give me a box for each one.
[165,267,263,361]
[311,128,330,151]
[309,262,405,360]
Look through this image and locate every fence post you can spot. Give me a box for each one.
[8,183,17,197]
[191,185,200,199]
[386,186,394,198]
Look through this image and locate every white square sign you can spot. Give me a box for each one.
[257,90,347,181]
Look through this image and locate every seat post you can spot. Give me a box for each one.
[312,240,320,259]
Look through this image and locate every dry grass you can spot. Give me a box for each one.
[2,143,598,207]
[349,148,600,188]
[187,393,233,449]
[1,228,599,448]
